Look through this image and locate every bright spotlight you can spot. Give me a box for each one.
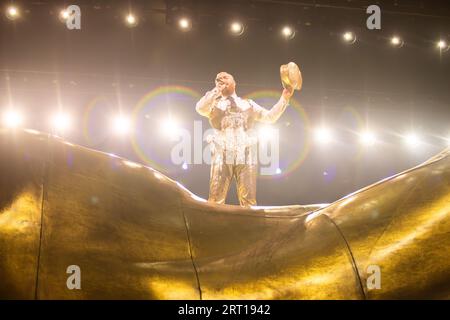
[51,112,71,132]
[230,21,244,36]
[404,133,421,147]
[125,13,138,27]
[160,117,180,139]
[281,26,295,40]
[275,168,282,175]
[258,126,275,142]
[6,5,19,20]
[182,162,188,170]
[2,110,23,128]
[360,131,376,146]
[437,40,449,52]
[343,31,356,44]
[314,128,332,144]
[178,17,192,31]
[113,115,131,135]
[390,36,404,48]
[59,9,69,21]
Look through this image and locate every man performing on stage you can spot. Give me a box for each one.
[196,63,301,206]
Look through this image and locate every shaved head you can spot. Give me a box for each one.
[215,72,236,97]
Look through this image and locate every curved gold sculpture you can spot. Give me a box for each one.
[0,128,449,299]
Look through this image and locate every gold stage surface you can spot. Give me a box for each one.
[0,129,449,299]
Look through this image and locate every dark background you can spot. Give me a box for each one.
[0,0,449,205]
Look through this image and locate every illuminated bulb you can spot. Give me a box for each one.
[6,5,19,20]
[343,31,356,44]
[230,21,244,35]
[60,9,69,20]
[281,26,295,39]
[405,133,421,147]
[314,128,332,144]
[113,115,131,135]
[51,112,71,132]
[275,168,282,175]
[178,17,191,31]
[437,40,448,50]
[182,162,188,170]
[391,36,403,47]
[125,14,138,27]
[3,110,23,128]
[161,118,179,139]
[360,131,376,146]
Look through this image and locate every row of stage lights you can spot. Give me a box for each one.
[3,4,450,51]
[2,109,449,149]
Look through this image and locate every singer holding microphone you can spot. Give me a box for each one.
[195,66,301,206]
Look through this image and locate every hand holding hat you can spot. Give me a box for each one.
[280,62,302,93]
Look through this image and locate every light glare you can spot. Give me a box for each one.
[230,21,244,35]
[6,6,19,20]
[405,133,421,147]
[3,110,23,128]
[314,128,332,144]
[281,26,295,39]
[161,118,179,139]
[51,113,71,132]
[179,17,191,30]
[113,115,131,135]
[437,40,449,51]
[126,14,138,27]
[343,31,356,44]
[360,131,376,146]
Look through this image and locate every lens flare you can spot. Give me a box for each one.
[404,133,421,147]
[343,31,356,44]
[314,127,332,144]
[178,17,192,31]
[125,13,138,27]
[51,112,71,132]
[360,131,376,146]
[2,109,23,128]
[281,26,295,39]
[230,21,244,35]
[6,6,19,20]
[113,115,132,135]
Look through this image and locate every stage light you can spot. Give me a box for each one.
[6,5,19,20]
[390,36,404,48]
[343,31,356,44]
[112,115,131,135]
[178,17,192,31]
[51,112,71,132]
[404,133,421,147]
[437,40,449,52]
[230,21,244,36]
[360,131,376,146]
[125,13,138,27]
[59,9,70,21]
[281,26,295,40]
[182,162,188,170]
[2,109,23,128]
[160,117,179,139]
[258,126,275,141]
[275,168,282,175]
[314,128,332,144]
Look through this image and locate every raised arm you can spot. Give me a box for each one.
[252,88,294,124]
[196,88,220,117]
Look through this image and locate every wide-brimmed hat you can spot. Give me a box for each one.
[280,62,302,90]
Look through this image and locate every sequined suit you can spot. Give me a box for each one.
[196,92,289,206]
